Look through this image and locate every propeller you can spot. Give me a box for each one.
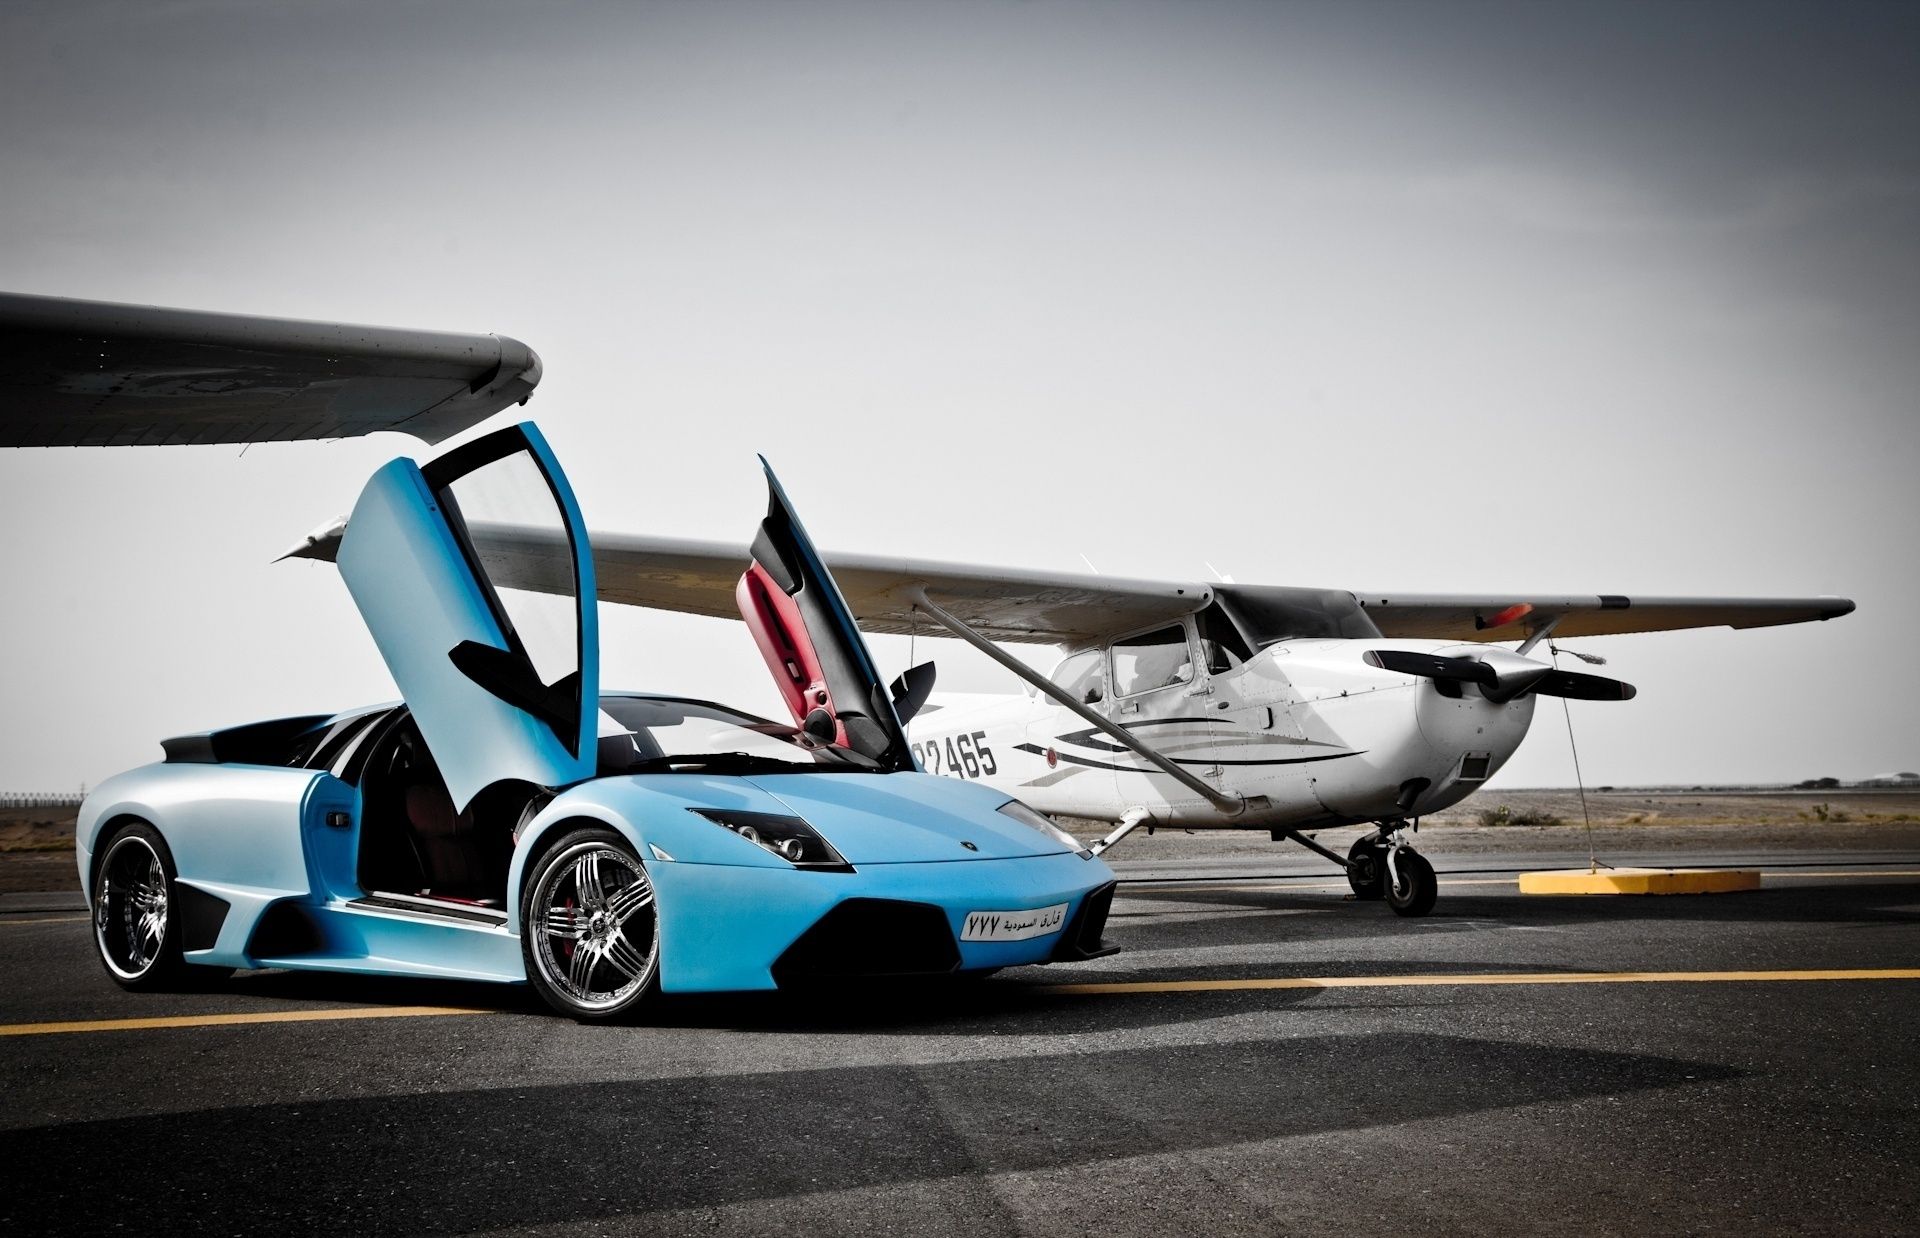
[1534,668,1636,700]
[1364,648,1635,702]
[1364,649,1494,686]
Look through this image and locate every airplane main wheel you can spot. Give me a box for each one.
[1385,849,1437,918]
[521,827,662,1022]
[92,822,192,990]
[1346,835,1386,900]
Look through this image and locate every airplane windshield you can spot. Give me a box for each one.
[1214,586,1381,645]
[593,696,874,775]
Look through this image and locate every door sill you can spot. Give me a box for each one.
[348,892,508,926]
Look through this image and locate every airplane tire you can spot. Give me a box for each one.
[1385,849,1437,918]
[1346,835,1386,900]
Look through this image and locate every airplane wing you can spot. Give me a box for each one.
[286,524,1211,645]
[0,291,540,446]
[285,525,1853,645]
[1354,593,1856,641]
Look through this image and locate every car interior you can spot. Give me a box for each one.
[348,712,530,906]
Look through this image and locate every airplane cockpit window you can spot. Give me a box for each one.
[1112,624,1194,696]
[1194,603,1254,674]
[1214,585,1382,645]
[1049,650,1107,704]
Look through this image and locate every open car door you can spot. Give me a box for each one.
[336,422,598,810]
[735,459,924,772]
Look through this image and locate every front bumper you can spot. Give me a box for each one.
[645,850,1117,993]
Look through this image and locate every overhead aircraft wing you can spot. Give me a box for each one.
[1354,593,1856,641]
[285,524,1852,645]
[287,524,1211,645]
[0,291,540,446]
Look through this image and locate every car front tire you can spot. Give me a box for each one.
[519,826,662,1022]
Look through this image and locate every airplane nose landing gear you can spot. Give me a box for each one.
[1346,822,1437,917]
[1384,843,1437,917]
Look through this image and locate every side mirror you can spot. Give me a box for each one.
[1082,686,1104,705]
[801,707,837,744]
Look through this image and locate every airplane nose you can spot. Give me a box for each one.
[1414,673,1535,782]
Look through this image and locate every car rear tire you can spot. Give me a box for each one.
[519,826,662,1022]
[91,822,210,990]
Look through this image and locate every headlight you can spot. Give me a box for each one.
[688,809,853,872]
[998,800,1092,858]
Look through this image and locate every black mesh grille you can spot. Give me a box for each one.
[772,898,961,985]
[1052,881,1119,962]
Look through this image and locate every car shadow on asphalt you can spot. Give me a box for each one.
[0,1030,1742,1236]
[215,965,1334,1036]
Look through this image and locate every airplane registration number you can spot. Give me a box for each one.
[960,903,1068,942]
[912,730,998,780]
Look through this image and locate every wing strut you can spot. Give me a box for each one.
[907,589,1248,816]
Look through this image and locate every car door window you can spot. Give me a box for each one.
[1112,624,1194,696]
[435,448,581,706]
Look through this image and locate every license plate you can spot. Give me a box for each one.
[960,902,1068,942]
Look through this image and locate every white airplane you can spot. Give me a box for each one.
[4,292,1857,918]
[385,529,1847,917]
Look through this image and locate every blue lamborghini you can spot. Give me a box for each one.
[78,423,1117,1020]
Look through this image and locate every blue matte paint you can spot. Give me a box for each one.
[505,767,1109,991]
[336,424,598,811]
[745,772,1068,863]
[254,905,524,983]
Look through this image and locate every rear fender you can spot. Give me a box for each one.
[76,763,325,967]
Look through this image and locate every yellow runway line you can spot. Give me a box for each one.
[1762,870,1920,878]
[0,1005,497,1038]
[1040,968,1920,996]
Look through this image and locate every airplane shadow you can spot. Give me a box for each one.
[1115,878,1920,935]
[0,1031,1741,1236]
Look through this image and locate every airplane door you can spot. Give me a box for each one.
[1022,649,1121,815]
[1107,618,1222,810]
[336,422,599,811]
[734,459,917,772]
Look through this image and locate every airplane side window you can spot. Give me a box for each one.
[1049,650,1107,704]
[1112,625,1193,696]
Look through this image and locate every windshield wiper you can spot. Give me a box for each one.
[625,751,816,775]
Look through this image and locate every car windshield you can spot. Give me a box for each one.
[594,696,875,775]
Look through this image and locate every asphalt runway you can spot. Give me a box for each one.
[3,849,1917,1236]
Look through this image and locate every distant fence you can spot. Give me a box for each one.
[0,792,84,810]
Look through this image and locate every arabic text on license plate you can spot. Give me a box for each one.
[960,902,1068,942]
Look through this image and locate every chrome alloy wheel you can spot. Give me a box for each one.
[528,841,660,1013]
[95,833,170,981]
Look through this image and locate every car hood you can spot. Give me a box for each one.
[742,772,1069,864]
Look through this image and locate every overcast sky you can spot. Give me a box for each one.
[1,0,1914,792]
